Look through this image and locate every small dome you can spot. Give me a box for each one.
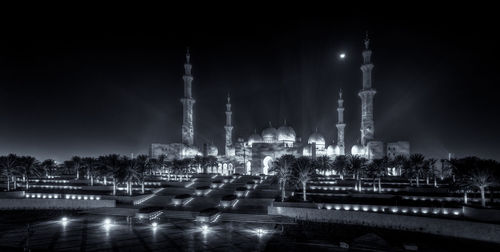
[308,132,326,146]
[262,127,278,142]
[351,145,365,156]
[277,125,296,142]
[248,133,263,145]
[334,145,341,155]
[326,145,336,156]
[207,144,218,156]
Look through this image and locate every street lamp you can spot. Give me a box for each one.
[339,53,346,59]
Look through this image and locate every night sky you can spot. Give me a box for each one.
[1,9,499,161]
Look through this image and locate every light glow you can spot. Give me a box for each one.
[256,228,265,237]
[103,218,112,229]
[201,224,209,233]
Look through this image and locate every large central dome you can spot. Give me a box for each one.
[262,126,278,142]
[248,132,263,145]
[277,125,296,142]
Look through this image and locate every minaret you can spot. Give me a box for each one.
[336,89,346,155]
[224,93,234,156]
[359,32,376,146]
[181,48,195,146]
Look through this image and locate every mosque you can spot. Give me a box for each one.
[150,35,410,175]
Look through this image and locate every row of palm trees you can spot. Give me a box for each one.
[0,154,219,196]
[271,154,500,207]
[0,154,147,195]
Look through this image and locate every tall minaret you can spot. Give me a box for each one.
[336,89,346,155]
[224,93,234,156]
[181,48,195,146]
[359,32,376,146]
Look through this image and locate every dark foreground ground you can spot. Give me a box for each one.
[0,210,498,251]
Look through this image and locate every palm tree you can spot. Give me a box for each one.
[148,155,163,176]
[271,155,295,202]
[471,158,495,207]
[172,159,183,177]
[316,156,331,175]
[426,158,438,187]
[40,159,56,178]
[333,155,347,179]
[18,156,41,190]
[183,158,194,174]
[409,154,425,187]
[119,157,140,196]
[440,159,453,181]
[95,159,108,185]
[392,155,408,176]
[206,156,218,174]
[193,155,204,174]
[71,156,82,179]
[82,157,98,186]
[451,157,497,207]
[346,155,367,191]
[63,160,73,175]
[99,154,121,195]
[293,157,315,201]
[367,158,387,193]
[0,154,20,191]
[136,155,150,194]
[172,158,193,179]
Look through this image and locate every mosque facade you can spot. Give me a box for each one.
[150,35,410,175]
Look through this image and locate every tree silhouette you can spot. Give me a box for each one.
[0,154,20,191]
[293,157,315,201]
[18,156,41,190]
[333,155,348,179]
[450,157,498,207]
[346,155,367,191]
[271,154,295,202]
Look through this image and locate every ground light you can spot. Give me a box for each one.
[201,224,209,233]
[103,218,112,229]
[255,228,265,237]
[61,217,68,225]
[152,222,158,228]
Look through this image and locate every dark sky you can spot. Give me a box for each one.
[1,8,499,161]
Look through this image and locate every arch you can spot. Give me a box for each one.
[262,156,273,175]
[246,161,252,175]
[223,163,228,175]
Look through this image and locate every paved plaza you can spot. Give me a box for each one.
[0,217,276,251]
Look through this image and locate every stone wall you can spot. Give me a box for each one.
[463,206,500,223]
[0,191,25,198]
[0,198,115,209]
[268,205,500,244]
